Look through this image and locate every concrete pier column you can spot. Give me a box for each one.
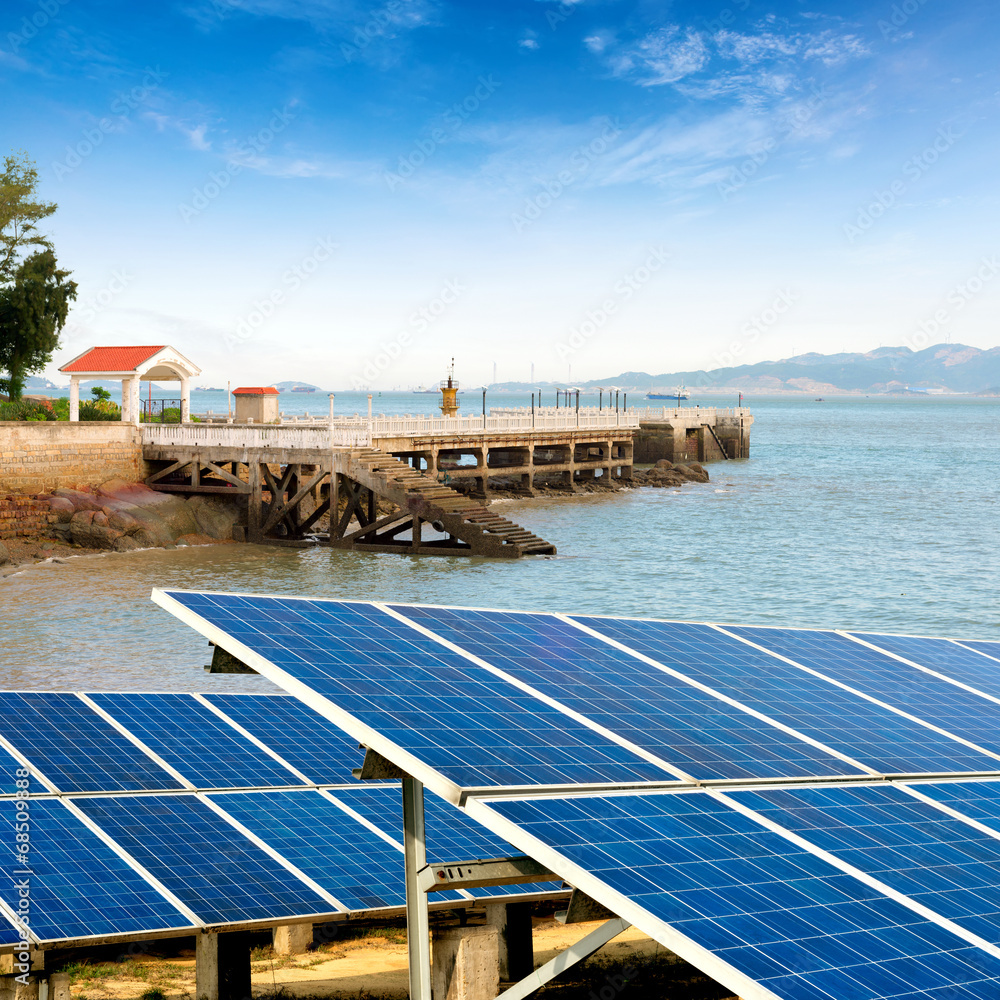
[485,901,533,982]
[196,930,251,1000]
[432,923,499,1000]
[48,974,70,1000]
[180,377,191,423]
[273,922,313,955]
[69,376,80,421]
[120,378,130,421]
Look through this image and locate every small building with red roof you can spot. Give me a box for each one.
[58,345,201,422]
[232,386,280,424]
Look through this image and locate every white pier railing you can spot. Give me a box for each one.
[142,408,640,450]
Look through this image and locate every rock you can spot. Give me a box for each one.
[187,495,242,540]
[113,535,143,552]
[46,497,76,522]
[0,542,10,565]
[69,510,122,549]
[51,488,102,512]
[654,459,674,470]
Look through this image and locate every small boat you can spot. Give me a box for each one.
[814,397,825,402]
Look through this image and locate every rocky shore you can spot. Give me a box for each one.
[0,462,710,569]
[0,479,241,570]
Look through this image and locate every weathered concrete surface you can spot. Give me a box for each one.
[432,924,500,1000]
[273,922,313,955]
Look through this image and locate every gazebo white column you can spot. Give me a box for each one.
[134,376,143,424]
[69,377,80,422]
[121,379,131,422]
[180,377,190,423]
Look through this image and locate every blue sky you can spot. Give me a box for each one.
[3,0,999,388]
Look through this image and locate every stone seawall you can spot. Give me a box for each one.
[0,422,146,493]
[0,496,58,541]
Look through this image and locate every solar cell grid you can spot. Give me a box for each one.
[0,693,182,793]
[207,790,401,911]
[481,791,1000,1000]
[851,633,1000,703]
[203,694,369,786]
[726,783,1000,946]
[72,794,333,924]
[725,626,1000,760]
[0,799,192,942]
[392,605,862,782]
[915,780,1000,830]
[572,617,1000,775]
[958,641,1000,663]
[89,692,304,789]
[161,591,678,789]
[0,922,21,946]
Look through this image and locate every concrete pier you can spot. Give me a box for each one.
[632,406,753,463]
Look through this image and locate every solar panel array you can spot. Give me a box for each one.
[0,690,564,947]
[155,588,1000,1000]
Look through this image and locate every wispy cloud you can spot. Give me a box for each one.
[607,26,709,85]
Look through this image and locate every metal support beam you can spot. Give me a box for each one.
[403,776,432,1000]
[419,856,558,893]
[494,917,631,1000]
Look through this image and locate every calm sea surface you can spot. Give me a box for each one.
[2,393,997,692]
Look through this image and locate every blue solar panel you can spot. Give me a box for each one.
[485,791,1000,1000]
[0,744,32,795]
[573,617,1000,775]
[0,921,21,946]
[204,694,368,785]
[916,780,1000,829]
[0,693,182,793]
[725,626,1000,762]
[958,641,1000,663]
[329,786,564,900]
[392,605,861,782]
[0,799,192,942]
[851,633,1000,701]
[89,692,304,789]
[161,591,677,788]
[728,783,1000,946]
[73,794,333,924]
[207,790,403,911]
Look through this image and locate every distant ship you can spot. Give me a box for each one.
[647,385,688,400]
[196,386,225,391]
[290,386,317,393]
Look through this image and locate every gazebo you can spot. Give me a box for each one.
[59,346,201,423]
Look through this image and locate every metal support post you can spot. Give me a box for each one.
[403,776,432,1000]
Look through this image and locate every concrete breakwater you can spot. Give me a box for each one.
[0,479,240,568]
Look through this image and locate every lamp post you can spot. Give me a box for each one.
[482,387,487,428]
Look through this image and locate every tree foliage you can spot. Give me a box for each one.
[0,249,77,399]
[1,151,57,282]
[0,152,75,401]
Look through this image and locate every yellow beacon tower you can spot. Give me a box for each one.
[439,359,460,417]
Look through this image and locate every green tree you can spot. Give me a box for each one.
[91,385,111,401]
[0,153,75,400]
[1,152,57,282]
[0,250,77,399]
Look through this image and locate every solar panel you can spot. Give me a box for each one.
[0,692,183,793]
[326,785,565,900]
[958,641,1000,663]
[725,783,1000,945]
[88,692,305,789]
[0,922,22,946]
[156,591,678,792]
[573,616,1000,775]
[724,625,1000,762]
[203,693,368,785]
[474,790,1000,1000]
[852,632,1000,701]
[0,799,193,942]
[913,780,1000,830]
[206,789,406,911]
[392,605,863,782]
[72,794,334,924]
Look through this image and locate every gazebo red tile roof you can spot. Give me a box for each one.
[232,386,280,395]
[60,346,166,373]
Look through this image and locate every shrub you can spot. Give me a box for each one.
[0,399,55,421]
[79,399,121,420]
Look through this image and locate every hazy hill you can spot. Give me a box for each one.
[495,344,1000,394]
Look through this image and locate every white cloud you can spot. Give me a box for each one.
[609,26,709,86]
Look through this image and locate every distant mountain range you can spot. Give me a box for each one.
[494,344,1000,395]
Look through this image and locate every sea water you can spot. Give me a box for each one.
[2,394,997,692]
